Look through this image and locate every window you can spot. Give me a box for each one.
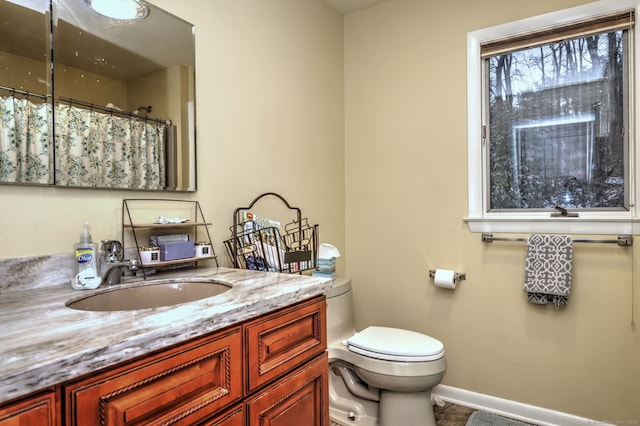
[466,0,639,234]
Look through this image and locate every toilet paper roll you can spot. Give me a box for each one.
[434,269,457,289]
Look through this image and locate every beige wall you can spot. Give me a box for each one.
[55,63,128,108]
[345,0,639,422]
[0,51,49,96]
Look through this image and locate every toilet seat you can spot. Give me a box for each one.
[346,326,444,362]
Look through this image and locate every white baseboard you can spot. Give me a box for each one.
[432,384,604,426]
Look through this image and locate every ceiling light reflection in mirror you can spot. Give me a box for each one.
[84,0,148,21]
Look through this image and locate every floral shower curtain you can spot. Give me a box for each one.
[55,104,166,189]
[0,96,53,184]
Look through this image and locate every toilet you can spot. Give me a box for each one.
[327,277,446,426]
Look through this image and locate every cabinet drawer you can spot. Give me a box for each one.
[201,403,244,426]
[245,352,328,426]
[0,390,57,426]
[245,296,326,392]
[64,327,242,425]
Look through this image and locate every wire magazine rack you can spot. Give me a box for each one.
[223,192,319,274]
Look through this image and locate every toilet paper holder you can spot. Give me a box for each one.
[428,270,466,281]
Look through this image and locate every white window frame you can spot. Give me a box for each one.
[466,0,640,235]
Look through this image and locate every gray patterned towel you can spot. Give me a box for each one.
[523,234,573,308]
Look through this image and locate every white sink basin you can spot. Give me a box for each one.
[66,279,232,311]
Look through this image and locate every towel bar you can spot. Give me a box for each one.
[481,233,633,247]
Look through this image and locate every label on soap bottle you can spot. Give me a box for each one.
[76,247,94,264]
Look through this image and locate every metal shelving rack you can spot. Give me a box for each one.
[122,199,218,278]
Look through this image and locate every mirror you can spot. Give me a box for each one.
[0,0,53,185]
[0,0,196,191]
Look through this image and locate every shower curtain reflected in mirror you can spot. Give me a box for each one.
[54,104,167,190]
[0,96,53,184]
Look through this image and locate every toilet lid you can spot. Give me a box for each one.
[346,326,444,362]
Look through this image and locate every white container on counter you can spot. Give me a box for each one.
[139,246,160,264]
[195,242,213,258]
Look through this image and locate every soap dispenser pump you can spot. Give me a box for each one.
[72,221,102,290]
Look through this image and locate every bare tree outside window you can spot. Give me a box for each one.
[487,30,628,211]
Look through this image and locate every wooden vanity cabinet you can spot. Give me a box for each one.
[0,390,58,426]
[63,327,242,426]
[58,295,327,426]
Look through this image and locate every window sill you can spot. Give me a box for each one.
[464,216,638,235]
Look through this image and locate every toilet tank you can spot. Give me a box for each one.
[326,277,356,345]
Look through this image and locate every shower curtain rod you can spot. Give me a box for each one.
[58,97,171,126]
[481,233,633,246]
[0,85,48,100]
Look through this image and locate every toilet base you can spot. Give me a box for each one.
[329,365,378,426]
[330,406,377,426]
[379,390,436,426]
[329,364,438,426]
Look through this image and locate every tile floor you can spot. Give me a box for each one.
[329,402,475,426]
[435,402,476,425]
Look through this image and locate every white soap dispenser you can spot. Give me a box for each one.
[72,221,102,290]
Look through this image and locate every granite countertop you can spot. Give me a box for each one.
[0,266,332,405]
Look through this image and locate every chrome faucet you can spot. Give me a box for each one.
[101,240,138,285]
[102,259,139,285]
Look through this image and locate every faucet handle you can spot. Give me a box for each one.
[129,258,140,270]
[101,240,123,263]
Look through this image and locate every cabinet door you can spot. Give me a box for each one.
[64,327,242,426]
[245,296,326,392]
[246,352,328,426]
[0,391,57,426]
